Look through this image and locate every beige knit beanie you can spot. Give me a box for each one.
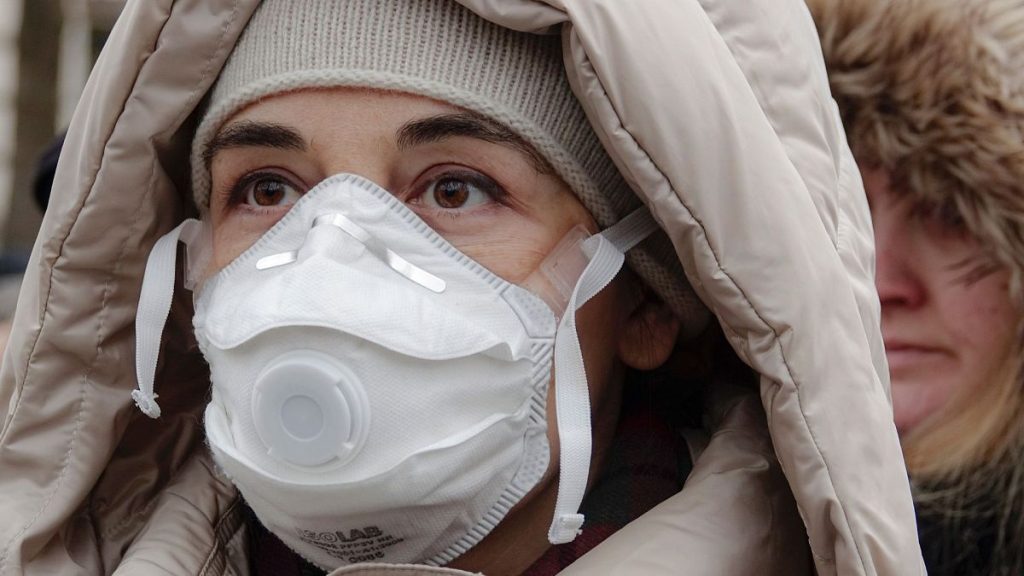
[192,0,708,337]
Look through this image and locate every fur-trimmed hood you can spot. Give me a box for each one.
[807,0,1024,296]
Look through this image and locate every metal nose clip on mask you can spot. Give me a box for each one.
[133,173,659,569]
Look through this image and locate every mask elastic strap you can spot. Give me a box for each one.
[548,206,659,544]
[133,219,204,419]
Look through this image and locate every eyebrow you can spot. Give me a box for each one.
[202,120,306,168]
[396,112,553,174]
[203,112,553,174]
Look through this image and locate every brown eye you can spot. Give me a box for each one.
[244,176,302,207]
[433,178,471,208]
[419,173,496,211]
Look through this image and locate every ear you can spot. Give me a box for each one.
[617,290,681,371]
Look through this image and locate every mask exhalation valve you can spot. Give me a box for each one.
[251,350,370,468]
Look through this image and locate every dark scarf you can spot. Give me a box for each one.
[916,469,1024,576]
[248,369,696,575]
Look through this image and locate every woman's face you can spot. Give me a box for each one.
[202,87,674,570]
[863,168,1018,434]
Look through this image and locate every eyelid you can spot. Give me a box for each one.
[907,203,968,241]
[227,169,306,206]
[413,166,509,205]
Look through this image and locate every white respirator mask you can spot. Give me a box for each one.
[133,173,657,569]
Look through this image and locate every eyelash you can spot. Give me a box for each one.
[224,170,302,209]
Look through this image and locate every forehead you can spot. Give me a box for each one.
[204,88,553,173]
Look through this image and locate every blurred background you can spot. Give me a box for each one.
[0,0,124,340]
[1,0,124,252]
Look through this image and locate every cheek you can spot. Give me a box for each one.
[914,273,1020,432]
[941,274,1017,366]
[209,214,284,272]
[460,240,547,284]
[209,223,258,270]
[210,229,250,272]
[439,179,595,286]
[452,224,569,285]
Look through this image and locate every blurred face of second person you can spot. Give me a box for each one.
[864,168,1018,434]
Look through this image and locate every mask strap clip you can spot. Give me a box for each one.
[548,206,659,544]
[132,219,205,419]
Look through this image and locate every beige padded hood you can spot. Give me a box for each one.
[0,1,924,575]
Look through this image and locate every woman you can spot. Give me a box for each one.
[0,0,922,574]
[809,0,1024,573]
